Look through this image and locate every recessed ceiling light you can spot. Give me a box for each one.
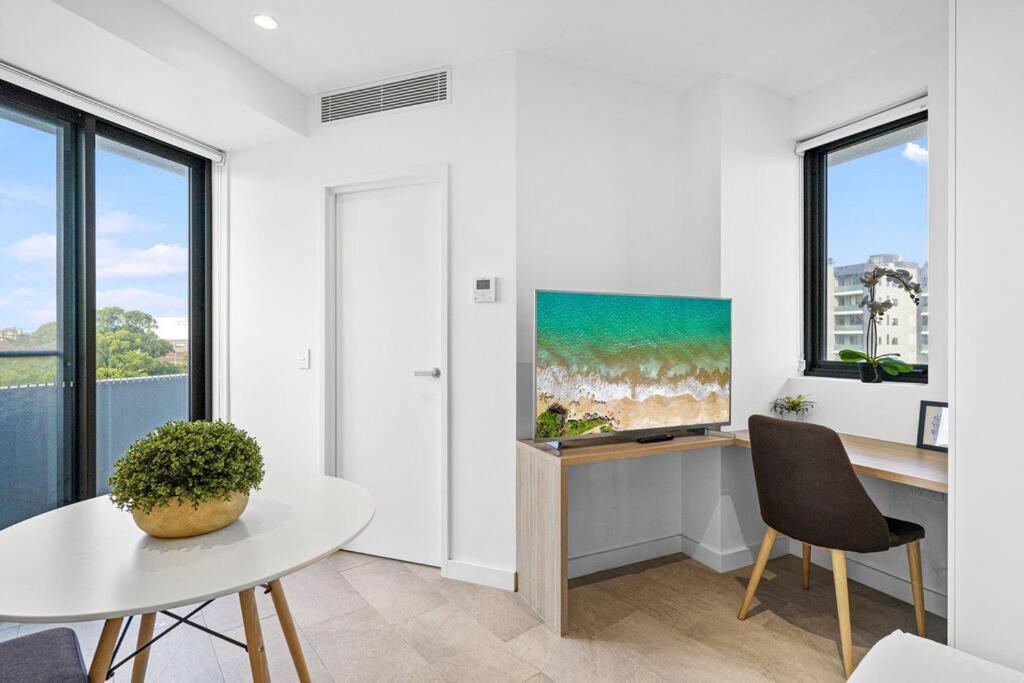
[253,14,279,30]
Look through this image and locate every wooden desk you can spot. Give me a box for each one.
[730,430,947,493]
[516,430,947,635]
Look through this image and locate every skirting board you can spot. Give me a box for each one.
[568,532,789,579]
[444,559,516,591]
[789,539,947,618]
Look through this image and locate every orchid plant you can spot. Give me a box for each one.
[838,265,922,381]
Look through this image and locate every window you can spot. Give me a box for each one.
[0,80,210,528]
[804,110,928,382]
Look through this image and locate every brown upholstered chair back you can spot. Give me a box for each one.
[747,415,890,553]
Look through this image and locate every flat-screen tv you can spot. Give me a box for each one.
[534,290,731,442]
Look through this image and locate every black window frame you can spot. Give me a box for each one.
[803,110,929,384]
[0,78,211,506]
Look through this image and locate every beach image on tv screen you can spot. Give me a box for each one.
[535,291,731,439]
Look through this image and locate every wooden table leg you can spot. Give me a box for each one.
[239,588,271,683]
[269,578,311,683]
[131,612,157,682]
[88,617,124,683]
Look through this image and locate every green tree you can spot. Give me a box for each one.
[0,321,59,387]
[27,321,57,346]
[0,310,183,387]
[95,307,182,379]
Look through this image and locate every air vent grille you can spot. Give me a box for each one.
[321,69,449,123]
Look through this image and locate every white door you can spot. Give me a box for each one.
[334,178,445,566]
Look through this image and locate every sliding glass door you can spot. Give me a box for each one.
[0,81,210,527]
[0,101,72,528]
[94,132,197,492]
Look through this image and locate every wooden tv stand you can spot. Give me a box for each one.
[516,430,947,635]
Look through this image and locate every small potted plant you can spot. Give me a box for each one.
[770,394,815,421]
[109,420,265,539]
[839,265,922,383]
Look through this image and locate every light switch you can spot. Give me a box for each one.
[298,348,310,370]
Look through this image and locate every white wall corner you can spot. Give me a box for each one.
[567,530,788,579]
[444,560,516,591]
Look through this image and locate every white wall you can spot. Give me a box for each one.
[951,0,1024,668]
[719,76,800,431]
[227,54,518,584]
[0,0,304,150]
[716,74,802,570]
[51,0,307,135]
[514,54,730,576]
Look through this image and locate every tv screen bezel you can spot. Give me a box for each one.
[532,289,733,444]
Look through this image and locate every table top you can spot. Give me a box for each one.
[729,430,947,493]
[518,433,735,467]
[518,428,947,493]
[0,472,374,623]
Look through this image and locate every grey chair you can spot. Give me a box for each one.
[0,627,87,682]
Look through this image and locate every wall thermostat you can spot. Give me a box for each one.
[473,276,496,302]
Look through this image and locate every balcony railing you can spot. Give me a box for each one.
[0,374,187,529]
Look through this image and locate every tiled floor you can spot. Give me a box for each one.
[0,551,945,681]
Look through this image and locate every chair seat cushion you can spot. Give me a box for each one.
[886,516,925,547]
[0,627,87,682]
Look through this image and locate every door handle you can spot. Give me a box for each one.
[414,368,441,378]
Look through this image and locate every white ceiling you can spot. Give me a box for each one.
[159,0,946,97]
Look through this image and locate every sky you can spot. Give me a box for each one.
[0,110,189,334]
[827,133,929,267]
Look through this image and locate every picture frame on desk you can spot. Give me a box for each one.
[916,400,949,452]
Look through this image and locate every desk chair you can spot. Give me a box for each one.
[736,415,927,678]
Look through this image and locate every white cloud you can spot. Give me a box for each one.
[97,240,187,278]
[902,142,929,166]
[97,288,187,316]
[0,287,37,308]
[4,233,57,262]
[0,183,53,209]
[0,288,57,330]
[97,210,165,235]
[5,235,186,279]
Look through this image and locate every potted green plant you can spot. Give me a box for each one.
[838,265,922,383]
[770,394,815,420]
[838,349,914,383]
[109,420,265,538]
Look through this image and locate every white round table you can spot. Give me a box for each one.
[0,472,374,682]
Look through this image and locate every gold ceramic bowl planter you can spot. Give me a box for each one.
[132,493,249,539]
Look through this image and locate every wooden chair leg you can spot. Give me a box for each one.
[88,617,124,683]
[830,549,855,678]
[239,588,271,683]
[802,543,812,590]
[269,578,312,683]
[738,527,778,620]
[131,612,157,683]
[906,540,927,637]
